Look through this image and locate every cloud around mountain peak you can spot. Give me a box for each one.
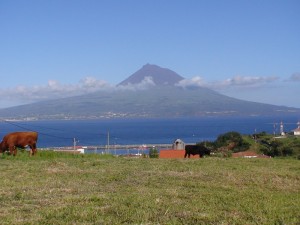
[0,64,297,108]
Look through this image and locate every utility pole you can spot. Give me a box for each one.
[254,128,257,151]
[73,138,78,153]
[73,138,76,150]
[107,131,110,154]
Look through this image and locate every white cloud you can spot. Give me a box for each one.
[288,73,300,82]
[81,77,109,89]
[0,74,286,108]
[0,76,159,107]
[176,76,207,87]
[176,75,279,90]
[219,75,279,88]
[117,76,156,91]
[0,77,112,105]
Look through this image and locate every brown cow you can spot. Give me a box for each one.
[0,131,38,156]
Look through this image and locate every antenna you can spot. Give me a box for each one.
[106,131,110,154]
[73,138,79,152]
[280,121,284,136]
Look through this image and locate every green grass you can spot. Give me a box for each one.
[0,151,299,224]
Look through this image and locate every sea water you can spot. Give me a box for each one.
[1,115,299,149]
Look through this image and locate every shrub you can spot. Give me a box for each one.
[149,147,159,158]
[215,131,250,152]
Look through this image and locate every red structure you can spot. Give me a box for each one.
[159,149,199,159]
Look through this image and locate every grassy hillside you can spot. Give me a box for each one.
[201,131,300,158]
[0,151,299,224]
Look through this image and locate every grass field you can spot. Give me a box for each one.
[0,151,299,224]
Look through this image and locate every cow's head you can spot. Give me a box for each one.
[204,148,211,156]
[198,145,210,155]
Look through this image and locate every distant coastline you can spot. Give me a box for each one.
[1,108,299,122]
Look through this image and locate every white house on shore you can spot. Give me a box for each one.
[172,139,185,150]
[292,122,300,136]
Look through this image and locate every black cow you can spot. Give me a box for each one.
[184,145,210,158]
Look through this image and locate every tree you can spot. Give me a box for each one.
[149,147,159,158]
[215,131,250,152]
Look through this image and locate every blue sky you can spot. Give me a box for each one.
[0,0,299,108]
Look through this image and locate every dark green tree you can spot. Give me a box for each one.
[149,147,159,158]
[215,131,250,152]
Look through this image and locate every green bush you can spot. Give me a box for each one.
[215,131,250,152]
[201,131,300,158]
[149,147,159,158]
[258,136,300,157]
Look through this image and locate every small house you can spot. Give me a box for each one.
[292,122,300,136]
[292,127,300,136]
[172,139,185,150]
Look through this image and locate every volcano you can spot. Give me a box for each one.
[118,64,184,86]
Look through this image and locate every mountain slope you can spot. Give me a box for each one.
[0,86,298,120]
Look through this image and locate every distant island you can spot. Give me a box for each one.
[0,64,299,120]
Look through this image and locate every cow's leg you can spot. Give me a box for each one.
[32,147,37,156]
[28,148,33,156]
[14,146,17,156]
[32,143,37,155]
[9,146,17,156]
[9,146,13,155]
[29,143,37,156]
[184,152,187,158]
[28,145,33,156]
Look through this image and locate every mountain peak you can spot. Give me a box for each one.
[118,64,184,86]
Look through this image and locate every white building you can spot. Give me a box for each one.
[292,122,300,136]
[172,139,185,150]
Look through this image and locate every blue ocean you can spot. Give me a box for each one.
[1,115,299,149]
